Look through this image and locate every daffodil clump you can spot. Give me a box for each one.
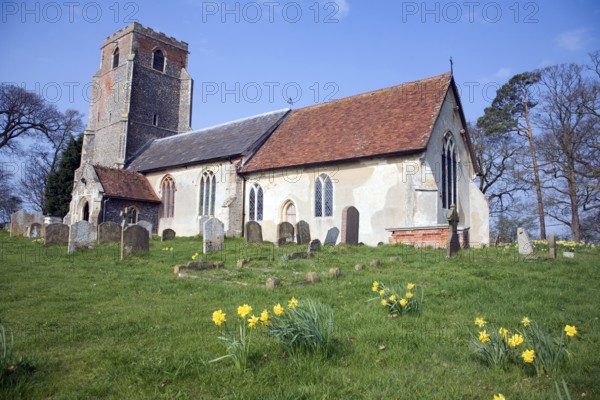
[191,252,200,260]
[161,247,173,252]
[209,303,270,371]
[370,281,421,316]
[31,238,44,245]
[533,239,597,253]
[470,316,578,375]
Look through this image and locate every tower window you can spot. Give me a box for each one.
[152,49,165,72]
[153,114,158,126]
[112,47,119,69]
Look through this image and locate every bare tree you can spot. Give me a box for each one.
[0,167,22,223]
[536,63,600,241]
[0,84,62,152]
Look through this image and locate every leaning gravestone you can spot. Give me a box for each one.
[98,221,121,243]
[121,225,149,259]
[10,210,44,237]
[446,204,461,257]
[45,223,69,246]
[277,222,295,245]
[548,234,557,259]
[324,227,339,246]
[341,206,360,245]
[162,228,176,241]
[28,223,43,239]
[203,217,225,253]
[68,221,97,254]
[308,239,321,254]
[517,227,534,255]
[296,220,311,245]
[245,221,263,243]
[136,220,153,239]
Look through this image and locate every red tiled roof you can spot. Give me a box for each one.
[241,72,452,173]
[93,165,161,203]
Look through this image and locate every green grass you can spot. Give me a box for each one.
[0,230,599,399]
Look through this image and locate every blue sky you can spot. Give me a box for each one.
[1,0,598,129]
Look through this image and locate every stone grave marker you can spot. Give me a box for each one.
[45,223,69,246]
[296,220,311,245]
[548,234,557,259]
[28,223,43,239]
[68,221,97,254]
[98,221,121,243]
[136,220,153,239]
[162,228,176,241]
[277,222,295,245]
[121,225,150,259]
[203,217,224,253]
[324,227,339,246]
[198,216,211,236]
[517,227,533,255]
[10,210,43,237]
[341,206,359,245]
[245,221,263,243]
[308,239,321,254]
[445,205,460,257]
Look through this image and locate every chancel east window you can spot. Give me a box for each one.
[441,132,458,209]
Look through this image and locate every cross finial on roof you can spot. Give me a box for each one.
[449,56,454,75]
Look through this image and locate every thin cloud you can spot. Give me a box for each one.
[330,0,350,19]
[556,28,591,51]
[493,67,512,79]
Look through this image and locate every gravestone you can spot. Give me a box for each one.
[296,220,311,245]
[517,227,533,255]
[136,220,153,239]
[45,223,69,246]
[277,222,295,245]
[341,206,360,245]
[445,205,460,257]
[10,210,43,237]
[68,221,97,254]
[121,225,150,259]
[308,239,321,254]
[245,221,263,243]
[28,223,43,239]
[198,216,211,236]
[548,234,557,259]
[324,227,339,246]
[203,217,224,253]
[162,228,176,241]
[98,221,121,243]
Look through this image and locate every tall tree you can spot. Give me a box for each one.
[0,84,61,152]
[43,134,83,217]
[536,63,599,241]
[478,72,547,239]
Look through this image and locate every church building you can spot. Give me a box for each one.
[67,23,489,247]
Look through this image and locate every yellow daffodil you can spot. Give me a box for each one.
[389,295,397,302]
[521,317,531,327]
[493,394,506,400]
[507,334,524,347]
[381,299,387,306]
[288,297,299,309]
[407,283,415,290]
[273,303,284,316]
[498,327,508,340]
[237,304,252,318]
[521,349,535,363]
[474,317,486,327]
[564,325,577,337]
[372,281,380,292]
[379,289,386,296]
[248,315,259,328]
[260,309,269,326]
[405,292,414,299]
[399,298,408,307]
[479,330,490,343]
[212,309,226,327]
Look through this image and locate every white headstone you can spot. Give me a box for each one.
[136,220,153,239]
[203,217,225,253]
[68,221,97,254]
[517,227,533,255]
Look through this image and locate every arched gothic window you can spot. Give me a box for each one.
[315,174,333,217]
[248,183,263,221]
[284,201,297,225]
[199,171,216,216]
[441,132,458,209]
[112,47,119,69]
[160,175,175,218]
[152,49,165,72]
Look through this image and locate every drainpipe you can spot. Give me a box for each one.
[102,197,110,223]
[241,175,246,238]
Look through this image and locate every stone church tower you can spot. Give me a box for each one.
[81,23,193,168]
